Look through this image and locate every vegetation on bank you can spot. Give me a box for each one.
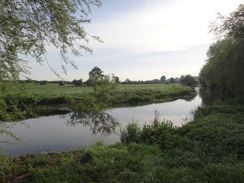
[0,98,243,183]
[0,83,194,122]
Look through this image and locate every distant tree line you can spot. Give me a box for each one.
[18,67,198,87]
[122,75,198,86]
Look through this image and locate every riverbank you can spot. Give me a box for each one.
[0,83,195,121]
[1,97,243,182]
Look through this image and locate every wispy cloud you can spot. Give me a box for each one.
[88,0,242,53]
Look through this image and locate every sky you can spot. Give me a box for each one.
[28,0,243,82]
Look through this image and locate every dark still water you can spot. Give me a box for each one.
[1,88,204,157]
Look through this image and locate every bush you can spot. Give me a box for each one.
[0,95,37,121]
[120,118,180,150]
[120,122,141,143]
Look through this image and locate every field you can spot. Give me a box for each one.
[2,82,194,105]
[4,83,193,98]
[0,82,195,122]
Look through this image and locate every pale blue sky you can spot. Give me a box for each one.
[28,0,242,81]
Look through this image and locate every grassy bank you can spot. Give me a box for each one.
[1,98,243,182]
[0,83,194,121]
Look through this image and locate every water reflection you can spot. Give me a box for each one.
[66,111,120,135]
[0,121,26,151]
[180,91,198,102]
[199,87,219,106]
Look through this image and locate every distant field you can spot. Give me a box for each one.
[4,83,192,99]
[3,83,92,98]
[116,83,190,93]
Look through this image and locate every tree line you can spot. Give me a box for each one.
[18,69,198,87]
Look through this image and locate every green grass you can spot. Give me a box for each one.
[0,98,243,182]
[4,83,192,99]
[0,83,195,121]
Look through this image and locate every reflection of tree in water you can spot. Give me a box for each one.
[66,111,120,136]
[181,91,198,102]
[0,122,26,151]
[199,88,218,106]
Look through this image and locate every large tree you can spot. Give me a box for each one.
[0,0,102,81]
[160,75,166,83]
[88,66,104,82]
[199,4,244,98]
[180,75,197,87]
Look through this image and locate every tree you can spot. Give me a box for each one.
[88,66,104,85]
[210,4,244,42]
[59,81,65,86]
[180,75,197,87]
[91,75,117,106]
[125,79,131,84]
[0,0,102,81]
[199,4,244,98]
[72,79,83,86]
[160,75,166,83]
[169,77,175,83]
[111,74,120,83]
[199,39,244,98]
[40,80,47,85]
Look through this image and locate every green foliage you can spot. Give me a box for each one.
[38,96,72,106]
[91,75,118,107]
[58,81,65,86]
[112,84,194,105]
[160,75,166,83]
[126,95,153,104]
[199,4,244,99]
[0,143,164,183]
[0,94,37,121]
[72,79,83,86]
[180,75,198,87]
[72,96,100,113]
[199,39,244,98]
[120,122,141,143]
[120,117,180,150]
[85,67,119,109]
[182,98,244,159]
[0,0,102,80]
[88,66,104,84]
[210,4,244,42]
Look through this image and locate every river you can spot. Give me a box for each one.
[0,88,205,157]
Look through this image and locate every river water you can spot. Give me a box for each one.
[0,88,204,157]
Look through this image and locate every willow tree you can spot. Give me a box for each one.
[199,4,244,99]
[210,4,244,42]
[0,0,102,81]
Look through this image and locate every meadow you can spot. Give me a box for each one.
[6,83,193,99]
[0,83,195,121]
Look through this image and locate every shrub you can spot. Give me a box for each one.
[120,122,141,143]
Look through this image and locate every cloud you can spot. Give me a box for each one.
[87,0,242,54]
